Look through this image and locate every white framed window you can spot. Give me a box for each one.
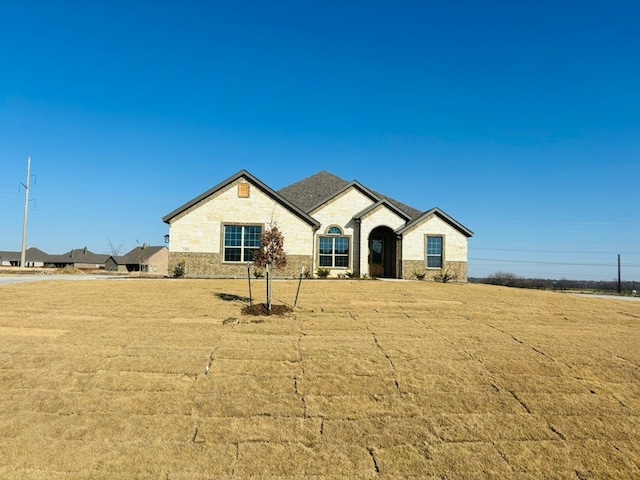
[224,225,262,262]
[319,226,349,268]
[426,236,443,268]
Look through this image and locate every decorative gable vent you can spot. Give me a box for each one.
[238,183,250,198]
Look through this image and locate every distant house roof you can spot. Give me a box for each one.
[46,248,110,265]
[0,247,112,266]
[0,247,51,263]
[119,245,166,264]
[0,250,21,262]
[25,247,50,261]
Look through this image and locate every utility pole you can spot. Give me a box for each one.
[20,157,31,268]
[618,254,621,293]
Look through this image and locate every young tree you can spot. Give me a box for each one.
[253,222,287,314]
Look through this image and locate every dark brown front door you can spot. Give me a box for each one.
[370,237,384,277]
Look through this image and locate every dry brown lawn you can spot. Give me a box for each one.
[0,278,639,479]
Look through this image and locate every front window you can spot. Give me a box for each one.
[319,226,349,268]
[426,236,443,268]
[224,225,262,262]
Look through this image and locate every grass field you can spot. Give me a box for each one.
[0,278,639,479]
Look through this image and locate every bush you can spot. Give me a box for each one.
[172,259,186,278]
[253,268,265,279]
[487,271,520,287]
[435,268,456,283]
[316,267,330,279]
[414,270,426,281]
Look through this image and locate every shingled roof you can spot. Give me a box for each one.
[278,171,351,213]
[278,171,422,219]
[46,248,110,265]
[0,247,49,263]
[119,245,166,264]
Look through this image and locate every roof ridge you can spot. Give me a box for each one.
[278,171,351,213]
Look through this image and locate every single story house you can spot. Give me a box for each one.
[0,247,48,267]
[105,245,169,275]
[162,170,473,280]
[0,247,110,269]
[45,248,110,269]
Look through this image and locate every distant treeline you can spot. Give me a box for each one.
[470,272,638,294]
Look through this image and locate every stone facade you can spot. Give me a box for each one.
[401,215,468,264]
[168,178,314,257]
[357,205,407,278]
[399,213,469,282]
[169,252,312,278]
[403,260,468,282]
[165,174,317,278]
[311,187,375,275]
[163,171,473,280]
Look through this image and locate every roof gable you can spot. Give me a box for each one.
[162,170,320,227]
[396,207,474,238]
[308,181,381,215]
[370,191,422,220]
[354,199,412,222]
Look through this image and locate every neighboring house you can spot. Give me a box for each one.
[0,247,48,267]
[45,248,110,269]
[105,245,168,275]
[0,247,128,270]
[162,170,473,280]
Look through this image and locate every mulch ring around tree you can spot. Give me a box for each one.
[241,303,294,316]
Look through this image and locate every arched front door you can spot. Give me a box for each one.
[368,226,396,278]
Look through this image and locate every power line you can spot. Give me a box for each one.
[473,247,639,255]
[470,257,640,268]
[467,218,640,227]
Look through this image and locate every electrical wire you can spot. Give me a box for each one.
[471,257,640,267]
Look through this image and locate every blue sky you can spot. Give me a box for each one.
[1,1,638,281]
